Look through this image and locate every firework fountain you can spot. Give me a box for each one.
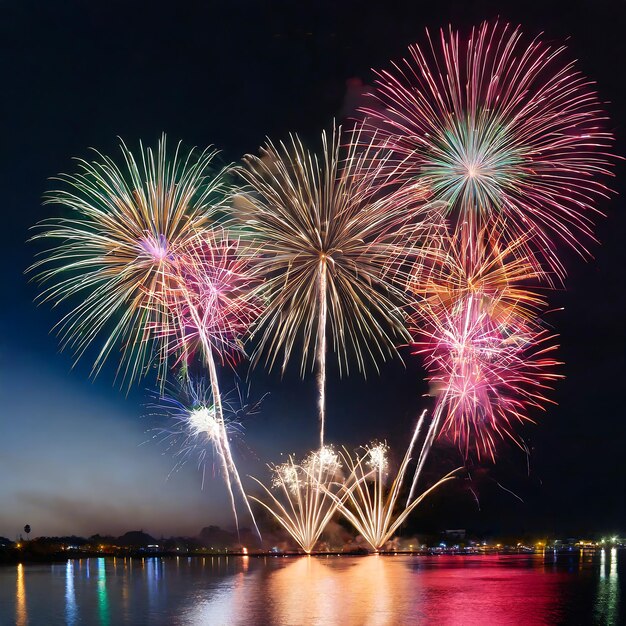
[250,447,345,553]
[329,411,460,552]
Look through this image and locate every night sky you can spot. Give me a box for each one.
[1,0,624,540]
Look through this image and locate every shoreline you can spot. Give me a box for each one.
[1,546,617,565]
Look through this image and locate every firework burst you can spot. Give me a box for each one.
[29,135,230,387]
[235,124,444,445]
[408,222,548,325]
[362,21,615,276]
[250,446,344,553]
[413,295,562,462]
[148,377,245,480]
[148,377,263,539]
[157,232,260,368]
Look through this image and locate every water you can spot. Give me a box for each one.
[0,551,624,625]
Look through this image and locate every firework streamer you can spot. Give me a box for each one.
[406,223,549,323]
[235,124,445,447]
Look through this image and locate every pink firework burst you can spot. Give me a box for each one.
[155,232,260,368]
[413,295,562,460]
[362,21,615,278]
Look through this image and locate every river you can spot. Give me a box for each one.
[1,551,623,625]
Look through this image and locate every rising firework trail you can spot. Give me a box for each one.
[250,447,344,553]
[362,21,615,278]
[329,412,459,552]
[236,124,444,446]
[154,233,262,539]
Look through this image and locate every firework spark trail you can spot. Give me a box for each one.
[29,135,230,388]
[327,412,459,551]
[250,447,344,553]
[362,21,615,278]
[156,236,262,540]
[235,124,445,445]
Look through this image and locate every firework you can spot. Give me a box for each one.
[362,21,614,276]
[329,412,459,551]
[29,135,230,387]
[407,222,548,322]
[31,136,262,537]
[148,377,248,481]
[250,446,344,553]
[235,124,444,446]
[152,233,263,539]
[148,377,262,539]
[158,232,260,368]
[412,294,562,464]
[401,220,560,465]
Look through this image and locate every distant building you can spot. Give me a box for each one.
[444,529,466,541]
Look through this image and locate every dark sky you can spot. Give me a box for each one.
[1,0,624,540]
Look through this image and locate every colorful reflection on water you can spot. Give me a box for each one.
[97,557,110,625]
[65,560,77,625]
[596,547,620,624]
[2,552,625,625]
[15,563,26,626]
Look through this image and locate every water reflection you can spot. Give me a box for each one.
[1,553,624,625]
[66,560,77,625]
[143,554,613,625]
[596,547,620,624]
[183,557,250,625]
[269,555,399,625]
[16,563,27,626]
[97,558,110,625]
